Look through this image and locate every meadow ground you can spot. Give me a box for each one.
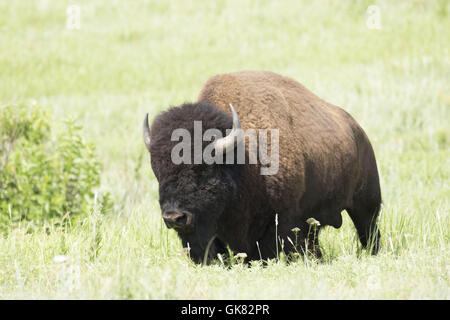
[0,0,449,299]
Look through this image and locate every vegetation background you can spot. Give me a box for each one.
[0,0,448,299]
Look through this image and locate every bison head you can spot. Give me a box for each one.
[143,102,244,263]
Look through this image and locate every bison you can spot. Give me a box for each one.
[143,70,381,263]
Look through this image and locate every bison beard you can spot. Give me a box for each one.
[144,71,382,264]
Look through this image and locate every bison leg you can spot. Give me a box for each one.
[347,201,381,255]
[347,146,382,255]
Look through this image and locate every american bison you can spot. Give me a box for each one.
[144,70,381,263]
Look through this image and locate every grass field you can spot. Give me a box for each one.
[0,0,449,299]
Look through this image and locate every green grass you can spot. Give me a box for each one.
[0,0,449,299]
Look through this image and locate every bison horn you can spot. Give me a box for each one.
[143,113,151,151]
[214,104,243,155]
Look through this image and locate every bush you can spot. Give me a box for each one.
[0,103,111,230]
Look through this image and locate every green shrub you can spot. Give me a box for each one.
[0,103,111,230]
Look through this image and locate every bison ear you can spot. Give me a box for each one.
[143,113,151,151]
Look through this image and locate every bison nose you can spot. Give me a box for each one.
[162,210,193,229]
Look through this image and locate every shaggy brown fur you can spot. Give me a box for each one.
[147,70,381,263]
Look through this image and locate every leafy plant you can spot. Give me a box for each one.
[0,103,111,230]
